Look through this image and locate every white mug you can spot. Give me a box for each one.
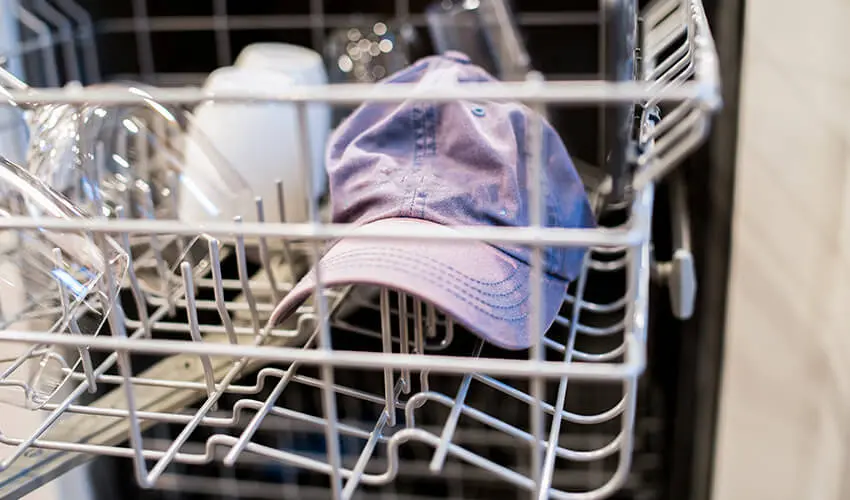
[235,43,330,208]
[179,65,317,225]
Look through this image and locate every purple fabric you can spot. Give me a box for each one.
[269,51,596,350]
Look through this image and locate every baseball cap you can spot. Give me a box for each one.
[268,52,597,350]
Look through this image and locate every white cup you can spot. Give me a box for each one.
[179,65,317,225]
[235,43,331,211]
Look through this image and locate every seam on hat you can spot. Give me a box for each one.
[310,246,530,312]
[313,252,531,322]
[318,248,522,292]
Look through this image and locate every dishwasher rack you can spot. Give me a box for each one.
[0,0,718,499]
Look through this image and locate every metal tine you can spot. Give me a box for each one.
[341,411,391,500]
[115,207,151,337]
[298,101,342,499]
[0,66,28,90]
[130,127,174,311]
[167,176,195,285]
[180,262,217,401]
[430,339,484,471]
[130,0,155,82]
[444,316,454,348]
[166,171,192,276]
[208,238,237,345]
[233,216,260,336]
[95,231,150,487]
[15,4,59,86]
[31,0,81,82]
[398,292,410,394]
[117,123,133,212]
[0,290,175,471]
[255,196,282,303]
[90,144,111,313]
[380,288,396,427]
[525,72,547,498]
[212,0,231,66]
[413,298,430,394]
[50,247,97,392]
[137,124,192,290]
[340,379,405,499]
[222,334,318,467]
[141,172,174,315]
[537,253,591,500]
[426,304,437,339]
[274,179,297,276]
[53,0,100,83]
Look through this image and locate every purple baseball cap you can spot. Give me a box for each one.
[268,52,597,350]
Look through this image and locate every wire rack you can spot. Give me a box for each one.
[0,0,718,499]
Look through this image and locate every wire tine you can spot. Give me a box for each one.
[95,230,150,487]
[146,352,249,485]
[308,0,325,64]
[91,141,107,214]
[15,4,59,87]
[233,216,261,335]
[380,288,396,427]
[212,0,231,66]
[398,292,410,394]
[50,248,97,393]
[430,340,484,471]
[116,206,151,337]
[137,125,190,289]
[180,262,217,400]
[255,197,282,303]
[341,410,390,500]
[140,183,173,315]
[208,238,237,345]
[537,253,591,500]
[167,168,182,221]
[130,0,155,82]
[222,336,314,466]
[115,126,133,213]
[525,72,547,498]
[298,100,343,499]
[32,0,80,82]
[53,0,100,83]
[413,298,429,394]
[441,315,455,349]
[426,304,437,339]
[0,292,176,470]
[274,179,298,277]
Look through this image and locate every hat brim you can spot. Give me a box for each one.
[268,218,569,350]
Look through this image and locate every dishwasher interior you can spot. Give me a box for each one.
[0,0,739,499]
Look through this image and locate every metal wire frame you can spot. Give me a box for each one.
[0,1,717,498]
[0,104,655,498]
[0,185,651,499]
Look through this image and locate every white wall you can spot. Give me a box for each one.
[712,0,850,498]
